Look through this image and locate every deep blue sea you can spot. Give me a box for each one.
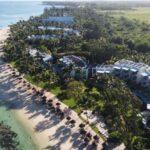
[0,1,46,29]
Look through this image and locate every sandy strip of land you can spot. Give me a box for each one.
[0,28,9,42]
[0,28,104,150]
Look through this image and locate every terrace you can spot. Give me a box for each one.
[59,55,87,68]
[113,59,150,87]
[95,65,113,75]
[38,26,80,36]
[81,110,109,139]
[28,34,61,40]
[41,16,74,24]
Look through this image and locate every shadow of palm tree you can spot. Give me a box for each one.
[0,64,91,149]
[48,125,72,150]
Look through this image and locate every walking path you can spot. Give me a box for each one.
[0,28,103,150]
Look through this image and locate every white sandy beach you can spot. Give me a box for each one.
[0,28,103,150]
[0,28,9,42]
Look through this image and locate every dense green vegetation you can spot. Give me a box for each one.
[97,7,150,24]
[59,75,150,149]
[3,2,150,149]
[0,122,19,150]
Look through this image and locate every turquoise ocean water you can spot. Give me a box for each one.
[0,1,46,29]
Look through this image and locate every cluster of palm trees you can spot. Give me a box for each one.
[59,73,149,149]
[83,74,150,149]
[0,122,19,149]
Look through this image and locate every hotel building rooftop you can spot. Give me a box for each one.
[28,48,53,62]
[96,65,114,74]
[38,26,80,36]
[41,16,74,24]
[59,55,87,68]
[28,35,60,40]
[114,59,149,72]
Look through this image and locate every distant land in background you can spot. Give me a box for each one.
[91,0,150,24]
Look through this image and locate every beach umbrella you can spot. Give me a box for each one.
[84,137,89,143]
[15,75,19,78]
[92,141,97,147]
[32,87,36,91]
[40,90,44,96]
[70,120,76,124]
[32,88,36,93]
[36,91,40,95]
[56,102,61,106]
[42,95,46,98]
[47,99,53,104]
[80,129,86,135]
[12,71,15,75]
[27,84,30,87]
[18,80,22,83]
[86,132,92,139]
[23,81,26,84]
[51,106,56,113]
[48,102,52,107]
[79,123,85,128]
[42,96,47,102]
[59,112,65,119]
[56,108,61,113]
[66,116,71,120]
[93,135,99,142]
[47,99,52,104]
[60,112,64,116]
[92,110,96,115]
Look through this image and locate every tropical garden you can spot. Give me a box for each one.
[3,2,150,149]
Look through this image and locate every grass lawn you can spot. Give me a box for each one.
[96,7,150,24]
[62,98,81,113]
[91,125,106,141]
[10,61,16,67]
[24,74,81,112]
[50,86,61,96]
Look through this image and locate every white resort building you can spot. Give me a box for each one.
[59,55,89,79]
[112,59,150,88]
[41,16,74,24]
[27,34,60,40]
[93,65,114,76]
[38,26,80,36]
[27,48,53,63]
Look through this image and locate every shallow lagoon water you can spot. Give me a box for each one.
[0,105,37,150]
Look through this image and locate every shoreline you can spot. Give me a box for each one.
[0,27,9,42]
[0,27,39,149]
[0,27,103,150]
[0,27,45,149]
[0,106,38,150]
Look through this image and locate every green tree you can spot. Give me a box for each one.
[0,122,19,149]
[66,80,86,102]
